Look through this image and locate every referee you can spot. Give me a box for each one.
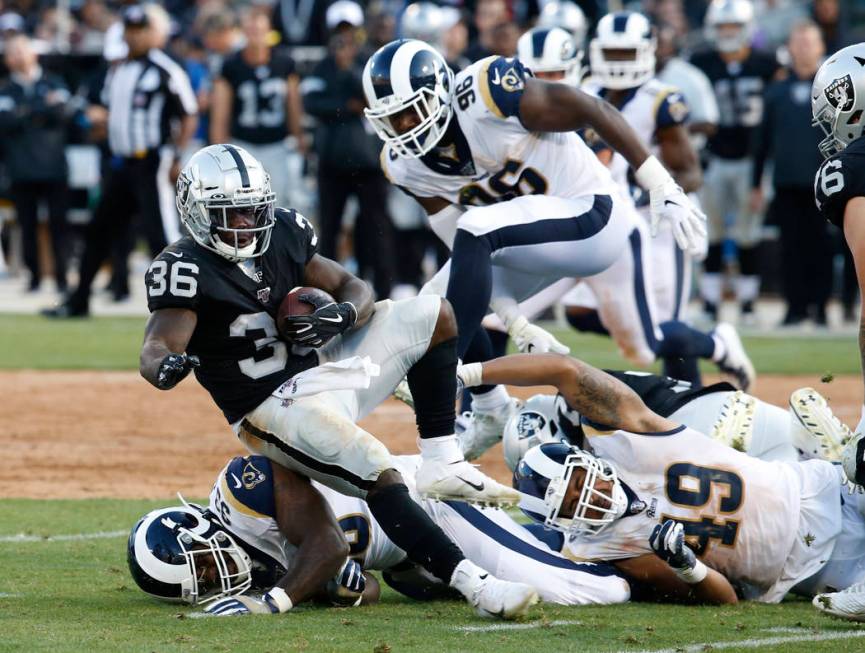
[45,4,197,318]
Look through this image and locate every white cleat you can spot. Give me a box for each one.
[450,560,539,619]
[416,458,520,506]
[710,390,756,453]
[789,387,852,462]
[713,322,756,392]
[814,581,865,622]
[457,398,522,461]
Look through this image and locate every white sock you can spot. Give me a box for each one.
[471,385,510,413]
[449,559,483,597]
[418,434,463,463]
[711,333,727,363]
[700,273,722,305]
[735,275,760,304]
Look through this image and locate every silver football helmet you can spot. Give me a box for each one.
[399,2,460,54]
[811,43,865,159]
[517,27,581,84]
[502,393,581,471]
[590,12,656,90]
[176,144,276,261]
[704,0,754,54]
[537,1,587,49]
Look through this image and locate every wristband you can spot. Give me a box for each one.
[458,362,484,388]
[263,586,293,613]
[673,558,708,584]
[634,155,673,190]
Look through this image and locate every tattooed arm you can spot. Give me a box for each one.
[474,354,676,433]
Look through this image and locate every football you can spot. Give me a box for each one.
[277,286,335,339]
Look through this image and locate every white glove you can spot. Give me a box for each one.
[507,315,570,354]
[204,588,292,616]
[635,156,707,256]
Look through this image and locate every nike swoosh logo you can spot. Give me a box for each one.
[230,473,242,489]
[664,200,680,207]
[456,476,484,491]
[165,251,183,258]
[491,68,501,85]
[319,315,343,324]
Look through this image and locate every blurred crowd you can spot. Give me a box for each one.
[0,0,864,326]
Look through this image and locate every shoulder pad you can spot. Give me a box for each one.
[220,456,276,519]
[655,88,690,128]
[474,56,531,120]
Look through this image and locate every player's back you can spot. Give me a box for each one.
[382,55,617,206]
[567,424,812,599]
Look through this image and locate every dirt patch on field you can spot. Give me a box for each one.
[1,371,861,499]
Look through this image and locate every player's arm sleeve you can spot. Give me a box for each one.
[277,208,320,263]
[476,56,532,123]
[145,253,202,312]
[815,157,858,228]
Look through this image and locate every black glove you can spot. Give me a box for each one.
[649,519,696,570]
[156,353,200,390]
[326,558,366,606]
[281,297,358,348]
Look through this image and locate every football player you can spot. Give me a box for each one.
[139,144,538,619]
[363,38,706,461]
[458,353,864,606]
[128,453,630,614]
[691,0,780,323]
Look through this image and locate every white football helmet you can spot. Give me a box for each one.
[589,12,656,90]
[517,27,581,84]
[537,1,587,48]
[704,0,754,54]
[811,43,865,159]
[502,393,581,471]
[363,39,455,159]
[399,3,460,54]
[176,144,276,261]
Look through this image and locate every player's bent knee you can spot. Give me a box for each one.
[430,297,458,346]
[368,468,405,497]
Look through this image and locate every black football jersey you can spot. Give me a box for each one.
[604,370,736,418]
[690,50,779,159]
[145,208,319,423]
[814,136,865,228]
[220,51,296,144]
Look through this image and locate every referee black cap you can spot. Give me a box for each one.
[123,5,149,28]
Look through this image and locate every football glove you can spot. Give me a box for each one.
[649,519,707,584]
[326,558,366,607]
[507,315,570,355]
[635,156,707,256]
[281,297,358,348]
[204,587,292,616]
[156,353,199,390]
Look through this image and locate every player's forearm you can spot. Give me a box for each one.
[671,164,702,194]
[139,338,174,388]
[693,568,738,604]
[334,276,375,328]
[276,532,349,605]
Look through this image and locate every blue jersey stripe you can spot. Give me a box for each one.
[629,228,659,352]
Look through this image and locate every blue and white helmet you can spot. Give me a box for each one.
[514,443,628,537]
[502,393,581,471]
[363,39,455,159]
[537,1,587,48]
[704,0,754,54]
[589,12,656,90]
[127,502,252,605]
[516,27,581,84]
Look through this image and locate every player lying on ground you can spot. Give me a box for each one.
[128,453,630,614]
[139,144,536,619]
[458,354,865,606]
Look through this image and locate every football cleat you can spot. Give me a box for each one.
[813,581,865,621]
[841,428,865,490]
[450,559,539,619]
[713,322,756,392]
[416,458,520,506]
[710,390,755,453]
[456,398,522,461]
[789,387,852,462]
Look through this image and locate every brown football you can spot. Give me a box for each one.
[277,286,335,339]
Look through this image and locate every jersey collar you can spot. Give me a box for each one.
[418,116,477,177]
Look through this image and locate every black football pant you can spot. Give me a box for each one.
[69,150,178,310]
[11,179,68,290]
[772,185,833,319]
[317,168,395,299]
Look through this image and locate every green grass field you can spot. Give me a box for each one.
[3,313,865,651]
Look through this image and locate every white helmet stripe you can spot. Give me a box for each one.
[390,40,429,98]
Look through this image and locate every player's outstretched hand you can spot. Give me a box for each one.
[326,558,366,606]
[282,297,358,348]
[156,353,200,390]
[635,156,707,256]
[508,316,570,355]
[649,519,696,571]
[203,594,279,616]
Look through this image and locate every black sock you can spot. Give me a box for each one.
[408,337,458,439]
[367,483,464,582]
[446,230,493,357]
[565,309,609,336]
[662,356,702,387]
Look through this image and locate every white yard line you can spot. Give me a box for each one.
[630,628,865,653]
[0,530,126,543]
[453,620,583,632]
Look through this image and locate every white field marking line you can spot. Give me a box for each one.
[0,593,23,598]
[453,619,583,632]
[629,628,865,653]
[0,530,126,543]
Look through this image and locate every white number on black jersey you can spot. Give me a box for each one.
[230,312,288,379]
[714,77,764,127]
[237,78,286,129]
[147,260,199,298]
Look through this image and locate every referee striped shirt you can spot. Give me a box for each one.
[102,48,197,157]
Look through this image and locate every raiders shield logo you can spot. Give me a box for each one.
[825,74,855,111]
[517,411,547,439]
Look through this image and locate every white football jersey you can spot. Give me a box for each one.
[582,78,690,200]
[209,455,414,572]
[381,56,618,206]
[564,424,839,601]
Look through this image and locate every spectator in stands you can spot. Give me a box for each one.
[302,2,395,299]
[272,0,333,47]
[464,0,509,62]
[812,0,848,54]
[751,21,829,327]
[198,9,243,75]
[0,33,72,294]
